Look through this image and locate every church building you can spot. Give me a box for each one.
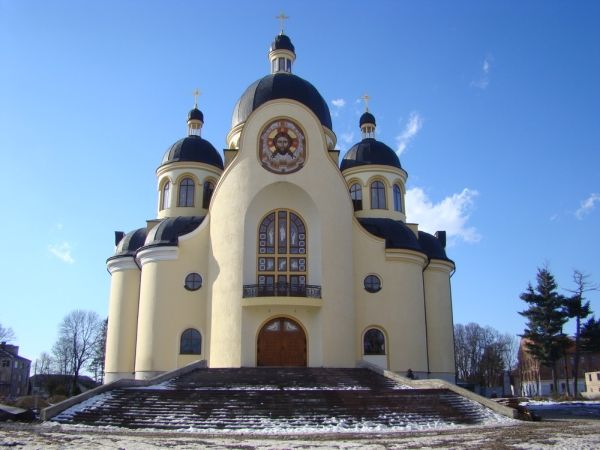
[104,30,456,384]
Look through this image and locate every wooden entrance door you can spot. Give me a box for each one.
[257,317,307,367]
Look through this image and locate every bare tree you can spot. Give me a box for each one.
[0,323,16,342]
[454,323,513,390]
[35,352,53,375]
[565,270,597,397]
[55,310,102,395]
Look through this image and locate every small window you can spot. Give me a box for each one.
[180,329,201,354]
[393,184,402,212]
[364,275,381,293]
[184,273,202,291]
[161,181,171,210]
[350,183,362,211]
[202,181,215,209]
[370,180,386,209]
[597,373,600,381]
[364,329,386,355]
[178,177,195,207]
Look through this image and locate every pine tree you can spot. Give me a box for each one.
[581,317,600,353]
[519,267,569,395]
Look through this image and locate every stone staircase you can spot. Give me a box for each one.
[50,368,505,432]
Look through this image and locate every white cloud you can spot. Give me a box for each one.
[405,187,481,245]
[331,98,346,108]
[48,242,75,264]
[471,55,493,90]
[396,112,423,155]
[341,131,354,145]
[575,193,600,220]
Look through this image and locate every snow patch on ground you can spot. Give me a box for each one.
[51,392,114,420]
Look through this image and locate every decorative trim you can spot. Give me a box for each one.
[385,249,428,266]
[137,246,179,266]
[426,259,455,273]
[107,256,139,274]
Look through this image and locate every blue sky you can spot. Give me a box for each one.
[1,1,599,363]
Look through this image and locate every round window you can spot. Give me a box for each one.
[364,275,381,293]
[184,273,202,291]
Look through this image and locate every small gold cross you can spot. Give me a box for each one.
[275,11,289,33]
[360,93,371,112]
[193,88,201,108]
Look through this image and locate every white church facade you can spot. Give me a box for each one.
[104,31,456,384]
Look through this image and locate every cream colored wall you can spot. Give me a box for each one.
[156,162,222,219]
[104,258,140,383]
[353,220,429,373]
[208,99,356,368]
[134,220,211,379]
[423,260,456,377]
[342,165,407,222]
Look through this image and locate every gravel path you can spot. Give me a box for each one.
[1,420,600,449]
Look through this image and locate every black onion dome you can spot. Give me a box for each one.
[110,228,147,259]
[144,216,205,248]
[340,138,402,171]
[188,108,204,122]
[357,218,422,252]
[418,231,453,263]
[231,73,332,129]
[271,33,295,53]
[359,111,376,126]
[161,135,224,170]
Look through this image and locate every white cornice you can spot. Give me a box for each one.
[425,259,455,273]
[136,246,179,266]
[385,249,428,266]
[107,257,139,274]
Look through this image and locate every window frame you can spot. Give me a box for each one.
[178,177,195,207]
[364,274,382,293]
[180,328,202,355]
[161,180,171,210]
[184,273,203,291]
[393,184,402,212]
[350,183,363,211]
[370,180,387,209]
[363,328,386,355]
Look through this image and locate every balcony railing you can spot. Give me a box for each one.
[243,283,322,299]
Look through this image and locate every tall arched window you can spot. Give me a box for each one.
[257,210,306,296]
[178,178,195,207]
[370,180,386,209]
[180,328,201,354]
[202,181,215,209]
[393,184,403,212]
[363,328,386,355]
[350,183,362,211]
[161,181,171,210]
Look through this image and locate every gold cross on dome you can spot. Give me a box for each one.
[276,11,289,33]
[193,88,201,108]
[360,93,371,112]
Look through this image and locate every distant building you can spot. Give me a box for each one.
[0,342,31,399]
[582,371,600,399]
[518,338,600,397]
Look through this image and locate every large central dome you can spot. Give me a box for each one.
[231,73,332,130]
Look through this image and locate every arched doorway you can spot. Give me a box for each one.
[257,317,307,367]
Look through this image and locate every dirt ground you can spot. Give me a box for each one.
[1,420,600,449]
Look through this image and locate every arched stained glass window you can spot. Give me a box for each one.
[350,183,362,211]
[370,181,386,209]
[393,184,403,212]
[364,329,386,355]
[161,181,171,210]
[178,177,195,207]
[180,328,201,354]
[257,210,306,296]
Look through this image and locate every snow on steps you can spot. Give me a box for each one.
[44,366,516,433]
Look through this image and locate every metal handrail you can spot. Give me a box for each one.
[242,283,322,299]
